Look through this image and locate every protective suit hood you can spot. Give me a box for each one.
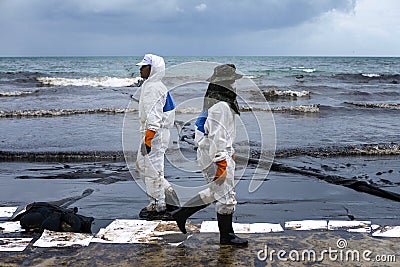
[138,53,174,132]
[148,54,165,81]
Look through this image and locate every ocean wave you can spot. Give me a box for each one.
[376,91,400,96]
[263,89,310,100]
[0,104,320,118]
[249,67,316,75]
[345,102,400,110]
[0,151,125,161]
[341,91,400,97]
[362,73,381,78]
[177,104,320,114]
[0,108,138,118]
[274,143,400,158]
[0,90,39,97]
[340,90,370,96]
[0,71,47,78]
[0,71,47,86]
[2,143,399,162]
[334,73,400,84]
[37,76,143,87]
[241,104,320,113]
[244,75,263,79]
[291,67,316,73]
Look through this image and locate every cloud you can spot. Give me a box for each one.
[195,3,207,12]
[1,0,356,33]
[270,0,400,56]
[0,0,398,56]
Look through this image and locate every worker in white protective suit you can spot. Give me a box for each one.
[172,64,248,246]
[135,54,180,220]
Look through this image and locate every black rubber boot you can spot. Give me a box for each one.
[217,213,248,246]
[165,187,180,212]
[139,187,180,221]
[139,205,175,221]
[171,195,208,234]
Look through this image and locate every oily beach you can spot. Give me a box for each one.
[1,56,400,265]
[1,153,400,266]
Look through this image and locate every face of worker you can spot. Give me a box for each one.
[140,65,151,79]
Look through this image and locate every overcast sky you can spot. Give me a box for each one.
[0,0,399,56]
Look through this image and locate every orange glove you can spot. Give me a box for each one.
[141,129,156,155]
[213,159,227,186]
[144,129,156,147]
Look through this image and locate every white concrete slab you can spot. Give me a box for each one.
[152,221,184,235]
[92,219,160,244]
[0,207,18,218]
[0,221,23,234]
[285,220,328,231]
[200,221,284,233]
[233,223,251,233]
[92,220,191,245]
[371,224,381,231]
[328,220,371,233]
[250,223,284,233]
[0,238,32,252]
[199,221,218,233]
[33,229,93,248]
[372,226,400,238]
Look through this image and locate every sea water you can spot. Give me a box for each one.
[1,56,399,153]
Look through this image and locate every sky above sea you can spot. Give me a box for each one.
[0,0,399,57]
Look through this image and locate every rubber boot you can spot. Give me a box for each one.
[172,195,208,234]
[165,187,180,213]
[139,203,155,219]
[217,213,248,246]
[139,203,176,221]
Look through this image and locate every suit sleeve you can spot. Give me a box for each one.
[205,103,232,162]
[141,84,166,131]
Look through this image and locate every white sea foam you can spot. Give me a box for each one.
[302,68,316,73]
[345,102,400,110]
[0,90,38,97]
[148,105,320,114]
[0,104,319,118]
[275,143,400,157]
[352,144,400,155]
[271,104,319,113]
[265,89,310,98]
[37,77,143,87]
[244,75,262,79]
[176,104,319,114]
[241,104,320,113]
[0,108,138,118]
[291,67,316,73]
[362,73,381,78]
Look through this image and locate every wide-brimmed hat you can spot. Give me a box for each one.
[207,64,243,83]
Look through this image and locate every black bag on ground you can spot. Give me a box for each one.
[12,202,94,233]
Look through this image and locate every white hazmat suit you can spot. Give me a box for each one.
[135,54,175,212]
[172,64,247,246]
[195,101,237,215]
